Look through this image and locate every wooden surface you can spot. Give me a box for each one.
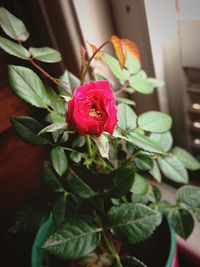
[0,51,47,223]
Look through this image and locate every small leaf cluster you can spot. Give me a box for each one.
[1,8,200,267]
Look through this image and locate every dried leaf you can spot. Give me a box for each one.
[121,39,140,62]
[86,41,98,54]
[110,35,125,68]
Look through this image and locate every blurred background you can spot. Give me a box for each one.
[0,0,200,266]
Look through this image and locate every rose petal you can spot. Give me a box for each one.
[66,80,118,136]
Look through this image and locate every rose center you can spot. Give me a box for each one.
[89,107,101,118]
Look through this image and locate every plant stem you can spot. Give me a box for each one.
[116,80,129,95]
[17,41,71,95]
[85,135,93,158]
[81,40,110,85]
[29,58,71,96]
[93,211,122,265]
[48,141,84,155]
[27,55,70,95]
[102,231,121,264]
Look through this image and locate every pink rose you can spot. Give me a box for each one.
[66,80,118,136]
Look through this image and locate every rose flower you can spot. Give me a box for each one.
[66,80,118,136]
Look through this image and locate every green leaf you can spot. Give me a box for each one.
[0,7,29,41]
[117,103,137,132]
[195,209,200,222]
[129,74,154,94]
[43,217,101,260]
[95,73,107,80]
[135,154,153,171]
[70,151,82,163]
[169,208,194,239]
[125,50,141,74]
[47,111,66,123]
[51,147,68,176]
[56,132,69,144]
[130,174,148,195]
[149,132,173,152]
[42,162,64,193]
[59,70,80,94]
[30,47,61,63]
[176,185,200,209]
[121,256,147,267]
[127,132,165,154]
[108,203,161,244]
[147,78,164,88]
[10,202,47,233]
[113,261,124,267]
[91,134,109,158]
[53,194,80,226]
[116,97,135,106]
[152,185,162,202]
[125,87,135,94]
[47,87,67,115]
[158,157,188,184]
[110,168,135,198]
[52,194,68,226]
[138,111,172,133]
[122,68,131,80]
[0,36,30,59]
[172,146,200,171]
[131,194,149,205]
[104,54,125,80]
[32,215,54,267]
[11,116,48,145]
[8,65,50,108]
[66,169,96,199]
[133,128,145,135]
[38,123,68,135]
[72,136,85,148]
[149,160,162,182]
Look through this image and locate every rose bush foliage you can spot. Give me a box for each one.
[1,7,200,267]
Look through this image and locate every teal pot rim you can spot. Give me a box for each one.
[32,215,54,267]
[165,218,176,267]
[32,215,177,267]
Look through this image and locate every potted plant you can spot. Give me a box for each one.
[1,7,200,267]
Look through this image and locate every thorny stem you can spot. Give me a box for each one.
[16,39,71,96]
[93,211,122,265]
[81,40,110,85]
[29,58,72,96]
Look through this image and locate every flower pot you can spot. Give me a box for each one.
[32,216,178,267]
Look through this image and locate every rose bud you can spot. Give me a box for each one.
[66,80,118,136]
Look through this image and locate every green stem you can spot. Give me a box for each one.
[121,196,128,203]
[102,231,121,264]
[47,141,84,155]
[46,106,53,113]
[116,80,129,96]
[85,135,92,157]
[93,211,122,265]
